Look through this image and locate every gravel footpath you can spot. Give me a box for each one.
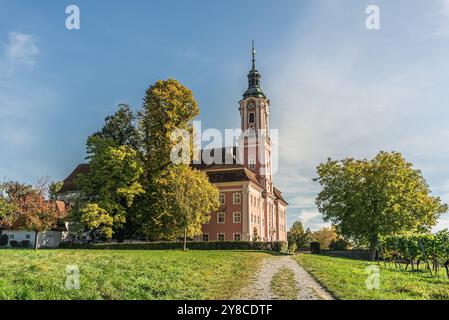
[233,255,334,300]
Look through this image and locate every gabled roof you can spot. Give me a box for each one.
[58,164,89,194]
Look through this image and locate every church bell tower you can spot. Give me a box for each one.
[238,41,273,195]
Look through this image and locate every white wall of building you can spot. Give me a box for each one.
[1,230,67,248]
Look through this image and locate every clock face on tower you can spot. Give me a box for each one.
[248,102,255,110]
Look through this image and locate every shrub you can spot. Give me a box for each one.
[59,241,288,252]
[289,242,297,254]
[21,240,31,248]
[9,240,20,248]
[0,234,8,246]
[329,239,349,250]
[310,242,320,254]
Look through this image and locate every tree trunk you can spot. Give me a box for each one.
[34,231,39,250]
[183,227,187,251]
[369,236,378,261]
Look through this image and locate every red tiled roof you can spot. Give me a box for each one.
[57,164,89,194]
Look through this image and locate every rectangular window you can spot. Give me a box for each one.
[202,234,209,242]
[249,157,256,170]
[219,194,225,205]
[218,212,225,224]
[9,234,14,239]
[217,233,225,242]
[233,193,241,204]
[234,233,241,241]
[233,212,241,224]
[26,235,31,239]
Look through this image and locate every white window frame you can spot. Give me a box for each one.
[219,193,225,205]
[233,233,242,241]
[249,155,256,170]
[217,233,225,242]
[233,212,241,224]
[233,193,241,204]
[217,212,225,224]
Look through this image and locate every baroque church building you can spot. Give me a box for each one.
[57,45,288,242]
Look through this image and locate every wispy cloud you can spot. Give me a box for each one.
[5,32,39,64]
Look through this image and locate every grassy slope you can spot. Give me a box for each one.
[0,250,269,300]
[270,267,298,300]
[296,254,449,300]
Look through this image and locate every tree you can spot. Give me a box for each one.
[315,151,448,260]
[288,221,312,249]
[76,136,144,241]
[136,79,215,240]
[49,181,63,201]
[150,165,220,248]
[139,79,199,175]
[80,203,114,239]
[92,103,140,149]
[311,227,338,250]
[253,227,260,242]
[0,181,66,250]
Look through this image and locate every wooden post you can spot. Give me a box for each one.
[183,226,187,251]
[418,239,433,277]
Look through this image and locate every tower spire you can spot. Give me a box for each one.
[243,41,266,99]
[252,40,256,70]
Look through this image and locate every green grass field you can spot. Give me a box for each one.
[296,254,449,300]
[0,249,270,300]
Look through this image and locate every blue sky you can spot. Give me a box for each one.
[1,0,449,231]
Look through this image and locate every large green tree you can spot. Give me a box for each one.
[74,79,219,241]
[92,103,140,149]
[139,79,199,175]
[135,79,219,241]
[76,136,144,240]
[315,151,448,260]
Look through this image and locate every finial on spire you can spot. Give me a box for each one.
[252,40,256,70]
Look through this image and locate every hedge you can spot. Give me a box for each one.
[59,240,289,252]
[310,242,320,254]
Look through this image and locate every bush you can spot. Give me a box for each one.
[59,240,288,252]
[329,239,349,250]
[21,240,31,248]
[310,242,320,254]
[9,240,20,248]
[0,234,8,246]
[289,242,297,254]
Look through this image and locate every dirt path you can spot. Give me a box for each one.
[233,255,334,300]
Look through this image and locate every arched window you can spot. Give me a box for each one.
[248,112,255,124]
